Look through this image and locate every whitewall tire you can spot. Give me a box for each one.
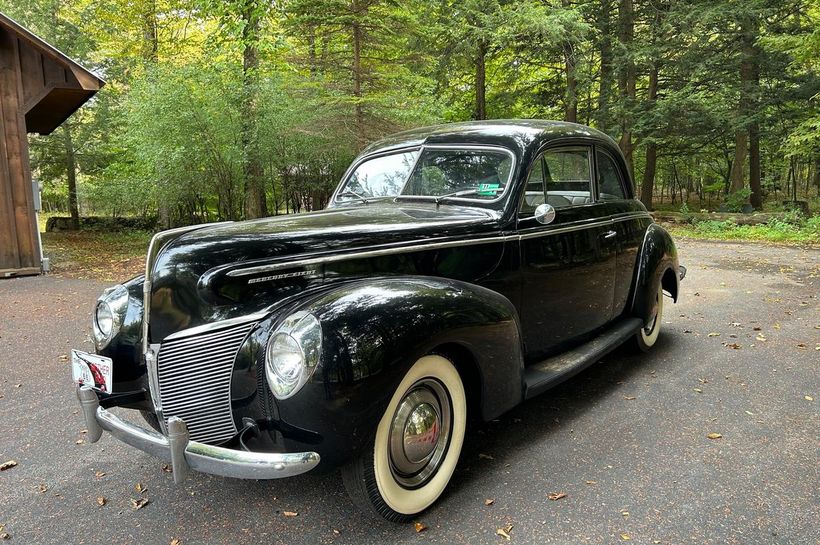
[342,354,467,522]
[634,283,664,352]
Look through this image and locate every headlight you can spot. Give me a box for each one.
[265,311,322,400]
[93,284,129,350]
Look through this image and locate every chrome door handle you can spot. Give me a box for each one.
[602,230,617,239]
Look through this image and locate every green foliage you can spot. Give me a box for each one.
[725,188,753,212]
[1,0,817,225]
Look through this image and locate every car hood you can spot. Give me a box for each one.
[148,203,502,341]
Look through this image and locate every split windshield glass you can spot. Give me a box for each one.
[337,147,513,203]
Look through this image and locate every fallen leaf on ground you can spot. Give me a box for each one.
[38,484,48,493]
[414,522,427,533]
[797,343,806,349]
[485,498,495,506]
[723,343,741,349]
[135,482,147,493]
[0,532,8,540]
[95,471,106,478]
[621,511,629,518]
[496,524,513,540]
[479,453,494,460]
[585,480,597,485]
[707,432,723,440]
[283,511,298,517]
[756,334,767,341]
[805,395,814,401]
[161,464,172,473]
[75,439,85,445]
[693,388,703,393]
[548,492,567,501]
[130,498,150,510]
[96,496,106,507]
[620,533,631,541]
[170,540,181,545]
[623,396,636,400]
[0,460,17,471]
[707,332,720,337]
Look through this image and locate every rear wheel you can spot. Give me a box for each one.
[632,283,664,352]
[342,355,467,522]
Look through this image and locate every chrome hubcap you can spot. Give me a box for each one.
[389,378,451,488]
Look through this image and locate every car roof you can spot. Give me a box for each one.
[361,119,619,157]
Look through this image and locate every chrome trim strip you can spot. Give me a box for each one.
[227,235,516,277]
[227,212,651,278]
[78,387,320,481]
[163,312,268,341]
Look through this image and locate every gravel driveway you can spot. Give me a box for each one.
[0,240,817,545]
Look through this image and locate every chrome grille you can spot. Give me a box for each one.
[156,320,256,444]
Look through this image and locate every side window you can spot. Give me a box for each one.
[519,158,545,215]
[542,147,592,208]
[596,151,627,200]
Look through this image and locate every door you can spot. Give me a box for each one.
[518,145,617,360]
[594,147,647,316]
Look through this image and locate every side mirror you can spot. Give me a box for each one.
[534,203,556,225]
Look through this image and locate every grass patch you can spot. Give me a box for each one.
[664,215,820,245]
[42,229,152,281]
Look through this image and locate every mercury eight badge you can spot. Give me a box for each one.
[72,120,685,521]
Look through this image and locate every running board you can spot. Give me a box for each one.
[523,317,643,400]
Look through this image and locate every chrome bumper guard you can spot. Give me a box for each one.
[77,386,320,483]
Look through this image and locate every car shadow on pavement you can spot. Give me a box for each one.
[186,333,678,536]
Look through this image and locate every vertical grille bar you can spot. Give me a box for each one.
[156,320,256,444]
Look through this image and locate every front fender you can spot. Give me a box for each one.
[631,223,680,325]
[269,276,524,466]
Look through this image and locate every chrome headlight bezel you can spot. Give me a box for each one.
[265,311,323,400]
[92,284,129,350]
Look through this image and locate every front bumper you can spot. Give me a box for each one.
[77,386,320,483]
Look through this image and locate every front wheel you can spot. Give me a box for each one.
[632,282,664,352]
[342,355,467,522]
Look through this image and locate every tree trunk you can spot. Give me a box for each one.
[241,0,268,219]
[729,130,748,193]
[729,16,756,199]
[142,0,158,63]
[639,62,659,209]
[596,0,613,132]
[351,1,366,147]
[641,143,657,209]
[748,35,762,209]
[62,125,80,230]
[475,39,487,120]
[562,0,577,123]
[617,0,635,179]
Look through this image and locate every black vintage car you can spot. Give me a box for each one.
[73,120,684,521]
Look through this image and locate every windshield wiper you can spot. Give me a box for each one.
[337,190,369,204]
[434,187,503,205]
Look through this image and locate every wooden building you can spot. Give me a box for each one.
[0,12,103,277]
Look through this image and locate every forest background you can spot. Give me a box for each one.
[1,0,818,230]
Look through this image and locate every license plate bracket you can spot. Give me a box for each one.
[71,350,113,393]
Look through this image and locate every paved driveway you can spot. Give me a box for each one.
[0,240,817,545]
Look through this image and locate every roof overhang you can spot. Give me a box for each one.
[0,11,105,134]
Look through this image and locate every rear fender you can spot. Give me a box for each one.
[631,223,680,325]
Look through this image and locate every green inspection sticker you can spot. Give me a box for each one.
[477,183,500,196]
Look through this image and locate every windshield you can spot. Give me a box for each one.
[337,147,514,203]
